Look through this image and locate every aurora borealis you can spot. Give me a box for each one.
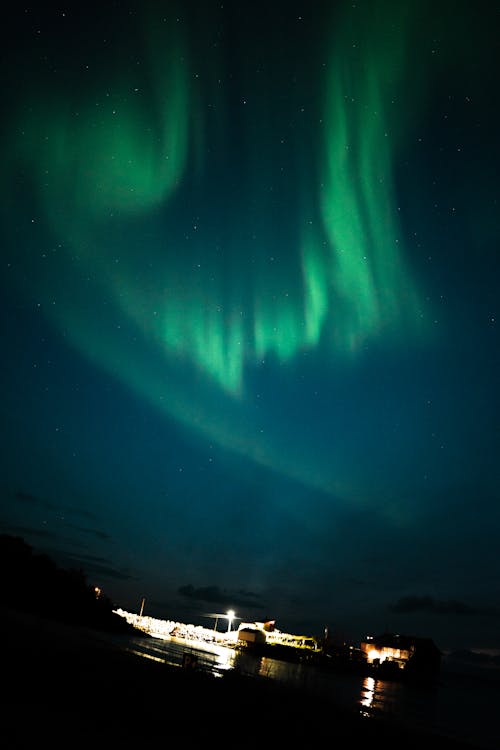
[2,1,499,651]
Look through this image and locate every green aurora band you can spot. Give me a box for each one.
[2,1,447,500]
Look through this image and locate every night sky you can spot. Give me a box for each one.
[1,1,499,653]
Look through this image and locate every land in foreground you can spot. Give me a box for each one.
[2,607,489,749]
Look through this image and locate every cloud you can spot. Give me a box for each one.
[66,523,111,541]
[61,552,136,582]
[0,521,56,539]
[14,489,99,520]
[178,584,265,610]
[15,491,55,510]
[389,595,498,617]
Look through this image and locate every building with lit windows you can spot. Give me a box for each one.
[360,632,441,679]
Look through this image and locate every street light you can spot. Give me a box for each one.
[226,609,235,633]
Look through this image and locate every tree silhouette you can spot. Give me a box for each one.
[0,534,134,633]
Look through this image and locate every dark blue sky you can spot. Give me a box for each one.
[1,0,499,652]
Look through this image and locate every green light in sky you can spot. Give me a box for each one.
[311,3,426,355]
[301,225,329,349]
[3,1,430,406]
[35,40,190,222]
[162,288,245,396]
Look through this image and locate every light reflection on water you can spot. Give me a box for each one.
[360,675,375,717]
[115,633,498,749]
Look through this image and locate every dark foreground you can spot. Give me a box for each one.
[2,608,486,749]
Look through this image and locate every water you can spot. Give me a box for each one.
[113,632,500,749]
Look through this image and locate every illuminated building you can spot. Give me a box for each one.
[360,632,441,679]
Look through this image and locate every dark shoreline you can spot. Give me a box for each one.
[2,608,487,749]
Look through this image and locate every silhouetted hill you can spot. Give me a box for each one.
[442,648,500,681]
[0,534,136,634]
[447,650,500,667]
